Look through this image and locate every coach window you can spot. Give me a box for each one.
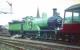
[73,12,80,23]
[64,12,72,24]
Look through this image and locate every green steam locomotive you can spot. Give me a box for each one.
[9,8,62,40]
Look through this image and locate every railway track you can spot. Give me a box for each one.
[0,36,80,50]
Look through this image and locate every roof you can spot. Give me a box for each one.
[65,4,80,12]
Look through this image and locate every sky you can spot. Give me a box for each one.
[0,0,80,25]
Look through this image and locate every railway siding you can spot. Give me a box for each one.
[0,36,80,50]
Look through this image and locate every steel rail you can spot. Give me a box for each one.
[0,36,80,50]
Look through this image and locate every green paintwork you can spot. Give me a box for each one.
[9,23,21,31]
[23,22,40,31]
[32,17,49,28]
[23,16,49,28]
[9,16,49,31]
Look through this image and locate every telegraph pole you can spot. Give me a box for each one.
[6,1,12,14]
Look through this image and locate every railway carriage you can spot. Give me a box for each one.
[60,4,80,44]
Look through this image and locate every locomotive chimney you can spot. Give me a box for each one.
[53,8,57,16]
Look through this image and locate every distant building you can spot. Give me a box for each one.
[36,8,40,18]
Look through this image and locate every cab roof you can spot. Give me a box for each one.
[65,4,80,12]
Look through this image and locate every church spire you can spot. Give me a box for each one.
[36,7,40,18]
